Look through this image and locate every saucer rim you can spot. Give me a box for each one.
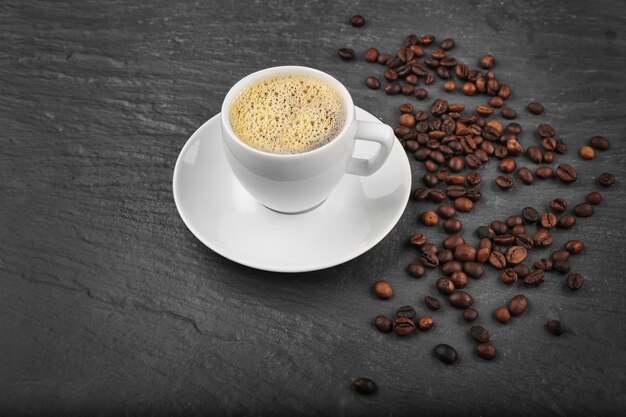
[172,107,411,273]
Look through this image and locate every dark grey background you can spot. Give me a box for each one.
[1,0,625,415]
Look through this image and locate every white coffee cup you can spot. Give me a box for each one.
[220,66,395,214]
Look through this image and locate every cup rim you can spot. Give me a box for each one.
[221,66,355,158]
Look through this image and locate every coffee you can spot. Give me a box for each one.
[229,74,346,154]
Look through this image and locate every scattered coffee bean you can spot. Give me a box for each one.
[425,295,442,310]
[508,294,529,316]
[374,315,393,333]
[337,48,355,60]
[517,167,536,184]
[434,344,458,364]
[540,212,557,229]
[415,88,428,100]
[443,218,463,234]
[535,166,554,179]
[546,319,564,336]
[420,251,440,268]
[464,262,485,279]
[506,246,528,265]
[565,240,585,255]
[534,258,552,271]
[438,204,456,219]
[555,164,577,184]
[501,269,518,284]
[364,47,379,62]
[494,306,511,323]
[553,260,571,274]
[418,316,435,331]
[365,76,381,89]
[384,83,401,95]
[522,207,539,223]
[396,305,417,319]
[524,269,545,286]
[501,107,517,119]
[373,280,393,299]
[450,271,469,288]
[573,203,594,217]
[449,291,474,309]
[567,273,584,290]
[590,135,609,151]
[479,54,495,69]
[598,172,615,187]
[476,343,496,360]
[586,191,602,205]
[393,317,416,336]
[533,229,554,247]
[407,263,425,278]
[558,214,577,229]
[496,175,514,190]
[549,198,567,213]
[551,250,570,262]
[499,158,516,173]
[420,210,439,226]
[466,171,481,186]
[353,377,377,395]
[436,277,456,295]
[579,146,596,160]
[514,264,530,278]
[463,308,479,321]
[454,197,474,212]
[470,325,490,343]
[527,102,544,115]
[488,251,507,269]
[349,15,365,27]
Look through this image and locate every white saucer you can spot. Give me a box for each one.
[173,107,411,273]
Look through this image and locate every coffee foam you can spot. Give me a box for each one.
[229,74,346,154]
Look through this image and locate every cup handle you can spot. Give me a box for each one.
[346,120,395,176]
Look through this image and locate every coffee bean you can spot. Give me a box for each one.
[586,191,602,205]
[573,203,594,217]
[543,151,554,163]
[396,305,417,319]
[540,212,557,229]
[450,271,469,288]
[440,38,455,50]
[565,240,585,255]
[394,317,416,336]
[515,234,534,249]
[354,377,377,395]
[489,96,504,108]
[514,264,530,278]
[373,280,393,299]
[374,315,393,333]
[551,250,570,262]
[464,262,485,279]
[418,316,435,331]
[542,137,556,151]
[350,15,365,26]
[454,245,477,262]
[442,235,465,250]
[498,84,511,99]
[434,344,458,364]
[526,146,543,163]
[420,34,436,45]
[499,158,516,173]
[466,171,481,186]
[558,214,577,229]
[522,207,539,223]
[524,269,545,286]
[505,215,522,228]
[415,88,428,100]
[535,166,554,179]
[443,218,463,234]
[537,123,555,138]
[567,273,584,290]
[553,260,570,274]
[420,210,439,226]
[377,53,392,64]
[534,258,552,271]
[508,294,529,316]
[549,198,567,213]
[590,135,609,151]
[476,226,495,239]
[401,83,415,95]
[422,243,439,254]
[446,176,466,186]
[425,295,442,310]
[454,197,474,212]
[501,107,517,119]
[365,76,381,89]
[479,54,495,69]
[438,204,456,219]
[422,172,438,187]
[337,47,356,60]
[556,139,567,154]
[533,229,554,247]
[488,251,506,270]
[494,306,511,323]
[501,268,518,284]
[407,263,425,278]
[476,105,494,117]
[528,102,544,115]
[441,261,463,275]
[598,172,616,187]
[449,291,473,309]
[384,83,401,95]
[420,251,440,268]
[364,47,379,62]
[476,343,496,360]
[443,80,456,92]
[476,247,490,263]
[461,82,477,96]
[546,319,564,336]
[439,249,454,264]
[436,277,455,295]
[506,246,528,265]
[429,189,446,203]
[466,187,482,202]
[399,113,416,128]
[493,234,515,246]
[496,175,514,190]
[463,308,479,321]
[555,164,577,184]
[470,325,490,343]
[579,146,596,160]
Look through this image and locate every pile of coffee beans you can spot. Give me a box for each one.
[344,18,616,395]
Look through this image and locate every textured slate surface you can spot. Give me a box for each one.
[1,0,625,415]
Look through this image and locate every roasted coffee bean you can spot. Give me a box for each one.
[420,210,439,225]
[413,187,430,201]
[464,262,485,279]
[558,214,576,229]
[461,82,477,96]
[494,306,511,323]
[442,235,465,250]
[446,176,466,186]
[514,264,530,278]
[424,72,435,85]
[506,246,528,265]
[440,38,455,50]
[556,139,567,154]
[565,240,585,255]
[496,175,514,190]
[449,291,473,309]
[443,218,463,234]
[542,137,557,151]
[526,146,543,163]
[493,234,515,246]
[511,224,526,235]
[463,308,479,321]
[407,262,425,278]
[476,226,495,239]
[579,146,596,160]
[508,294,529,316]
[405,141,418,153]
[450,271,469,288]
[586,191,602,205]
[590,135,610,151]
[420,251,440,268]
[534,258,552,271]
[454,244,476,262]
[476,105,494,117]
[540,212,557,229]
[479,54,495,69]
[337,48,355,60]
[354,377,377,395]
[543,151,554,163]
[466,187,482,202]
[498,84,512,99]
[549,198,567,213]
[350,15,365,26]
[553,260,571,274]
[555,164,577,184]
[454,197,474,212]
[524,269,545,286]
[374,315,393,333]
[406,74,419,84]
[522,207,539,223]
[415,87,428,100]
[394,317,416,336]
[528,102,544,115]
[436,277,456,295]
[476,343,496,360]
[551,250,570,263]
[422,243,439,254]
[573,203,594,217]
[501,268,518,284]
[397,305,417,319]
[439,249,454,264]
[438,204,456,219]
[365,76,381,89]
[490,220,507,235]
[441,261,463,275]
[499,158,516,173]
[399,103,414,114]
[443,80,456,92]
[488,251,507,270]
[429,189,446,203]
[546,320,564,336]
[505,215,523,228]
[437,64,450,78]
[377,53,392,64]
[384,83,401,95]
[363,47,379,62]
[537,123,555,138]
[373,280,393,299]
[455,63,469,79]
[515,234,534,250]
[466,171,481,186]
[535,166,554,179]
[466,154,482,169]
[489,96,504,108]
[422,172,438,187]
[470,325,490,343]
[418,316,435,331]
[401,83,415,95]
[434,344,458,364]
[409,232,427,247]
[598,172,616,187]
[425,295,442,310]
[501,107,517,119]
[399,113,416,127]
[567,273,584,290]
